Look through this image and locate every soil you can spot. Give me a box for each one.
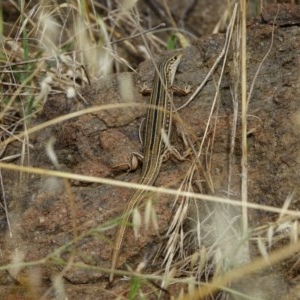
[1,2,300,300]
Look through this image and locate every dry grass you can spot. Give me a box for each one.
[0,0,299,299]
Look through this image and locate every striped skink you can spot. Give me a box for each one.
[110,53,183,282]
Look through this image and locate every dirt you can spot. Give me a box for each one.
[2,3,300,300]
